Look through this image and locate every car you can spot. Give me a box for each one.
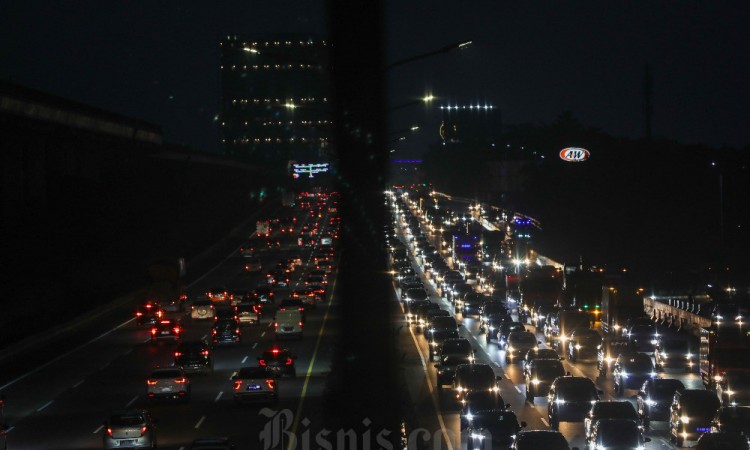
[243,257,262,273]
[636,378,685,428]
[237,301,261,325]
[460,292,487,318]
[150,319,181,344]
[258,347,297,378]
[479,301,509,332]
[613,352,656,395]
[584,400,638,440]
[494,321,527,349]
[460,391,509,429]
[654,336,698,372]
[710,405,750,435]
[307,283,327,301]
[669,389,722,447]
[439,338,474,360]
[695,433,750,450]
[279,298,307,320]
[102,409,158,449]
[522,348,562,376]
[505,331,540,363]
[716,369,750,406]
[413,302,441,331]
[405,299,430,326]
[214,305,239,322]
[267,269,290,287]
[292,288,319,309]
[597,337,633,377]
[191,299,215,320]
[228,289,251,306]
[274,309,303,340]
[525,359,565,402]
[174,341,213,373]
[188,438,236,450]
[426,320,460,359]
[435,354,473,389]
[625,323,659,354]
[547,376,601,429]
[146,367,191,401]
[252,285,275,304]
[453,363,502,403]
[532,305,559,329]
[403,287,429,303]
[161,293,187,313]
[587,419,650,450]
[464,410,525,450]
[135,302,163,326]
[206,286,229,303]
[712,302,743,325]
[566,328,601,362]
[211,319,241,346]
[512,430,573,450]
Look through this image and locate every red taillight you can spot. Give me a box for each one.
[179,293,187,300]
[274,322,278,328]
[160,320,170,324]
[235,328,240,334]
[266,379,276,390]
[136,312,143,317]
[272,348,279,354]
[233,380,242,390]
[298,307,304,311]
[145,304,153,309]
[140,425,147,436]
[174,378,186,384]
[259,359,267,366]
[201,350,209,356]
[173,327,181,334]
[174,352,182,357]
[299,321,303,326]
[150,328,157,335]
[106,427,113,436]
[212,329,217,335]
[147,379,158,385]
[285,358,293,365]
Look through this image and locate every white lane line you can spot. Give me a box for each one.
[541,418,549,427]
[215,391,223,402]
[268,321,273,328]
[195,415,206,429]
[37,400,53,412]
[241,356,248,363]
[260,331,266,337]
[229,371,237,380]
[3,426,13,433]
[123,348,132,355]
[252,342,258,349]
[125,395,138,407]
[73,379,85,388]
[201,334,207,340]
[93,424,104,434]
[179,447,185,450]
[514,385,522,394]
[0,316,135,391]
[142,337,151,343]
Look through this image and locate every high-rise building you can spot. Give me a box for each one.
[219,34,331,172]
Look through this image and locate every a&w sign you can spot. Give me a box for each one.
[559,147,590,162]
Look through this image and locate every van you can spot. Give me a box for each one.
[274,309,303,340]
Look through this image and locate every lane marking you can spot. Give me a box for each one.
[286,262,339,450]
[73,379,85,388]
[241,356,248,363]
[252,343,258,349]
[125,395,138,407]
[123,348,132,355]
[36,400,53,412]
[215,391,223,402]
[514,386,522,394]
[195,415,206,429]
[260,331,266,337]
[4,426,13,433]
[229,371,237,381]
[0,317,135,391]
[93,424,104,434]
[267,322,273,328]
[201,334,207,341]
[541,418,549,427]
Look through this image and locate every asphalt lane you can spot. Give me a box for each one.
[2,205,341,449]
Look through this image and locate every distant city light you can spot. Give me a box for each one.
[439,104,495,111]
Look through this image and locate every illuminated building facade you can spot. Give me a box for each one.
[219,34,331,170]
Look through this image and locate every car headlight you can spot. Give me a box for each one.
[464,413,473,421]
[686,353,693,358]
[726,389,734,396]
[715,375,724,382]
[488,326,495,331]
[681,415,690,424]
[645,398,657,406]
[555,399,566,405]
[470,433,484,441]
[620,371,629,378]
[650,339,658,345]
[650,371,657,377]
[456,386,464,392]
[575,344,582,350]
[605,356,614,364]
[531,378,540,385]
[430,342,438,346]
[507,346,515,353]
[490,386,499,392]
[559,336,568,343]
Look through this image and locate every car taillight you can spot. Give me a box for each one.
[106,427,113,436]
[140,425,147,436]
[286,358,293,365]
[150,328,157,335]
[180,293,187,300]
[299,322,303,326]
[274,322,278,327]
[174,352,182,357]
[174,378,186,384]
[201,350,209,356]
[212,329,217,335]
[266,379,276,390]
[236,328,241,334]
[173,327,181,334]
[136,311,143,317]
[233,381,243,390]
[259,359,267,366]
[147,379,158,385]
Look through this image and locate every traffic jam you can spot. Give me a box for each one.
[1,191,339,449]
[386,186,749,450]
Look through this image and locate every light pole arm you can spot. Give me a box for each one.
[385,40,472,72]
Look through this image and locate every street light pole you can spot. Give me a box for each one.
[385,40,473,72]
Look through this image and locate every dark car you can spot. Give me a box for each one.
[655,337,698,372]
[484,313,512,344]
[435,354,473,389]
[636,378,685,428]
[427,327,460,360]
[711,405,750,435]
[188,438,236,450]
[547,376,601,429]
[522,348,562,376]
[696,433,750,450]
[525,359,565,402]
[439,338,474,360]
[405,299,431,326]
[567,328,601,362]
[232,367,278,404]
[403,287,429,303]
[716,369,750,407]
[584,400,639,440]
[135,302,163,326]
[460,391,509,429]
[494,321,527,349]
[512,430,572,450]
[464,410,525,450]
[102,409,157,449]
[413,302,441,331]
[258,347,297,378]
[214,305,239,322]
[626,323,659,353]
[588,419,650,450]
[150,319,181,344]
[253,286,275,304]
[174,341,213,373]
[669,389,722,447]
[460,292,486,317]
[453,363,502,403]
[278,298,307,321]
[479,301,510,331]
[597,338,633,376]
[211,319,241,346]
[613,352,656,395]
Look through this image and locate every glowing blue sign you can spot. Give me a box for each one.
[293,163,329,178]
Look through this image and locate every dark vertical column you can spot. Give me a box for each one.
[327,0,399,444]
[643,64,653,141]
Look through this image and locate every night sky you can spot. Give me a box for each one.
[3,1,750,154]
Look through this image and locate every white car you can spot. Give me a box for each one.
[191,299,215,320]
[274,310,303,339]
[232,367,278,403]
[146,367,191,401]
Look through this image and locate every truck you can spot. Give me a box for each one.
[282,191,296,207]
[545,309,592,350]
[700,325,750,389]
[256,220,271,237]
[600,284,647,335]
[518,265,563,323]
[561,265,606,315]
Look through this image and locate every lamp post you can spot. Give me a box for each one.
[385,40,473,72]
